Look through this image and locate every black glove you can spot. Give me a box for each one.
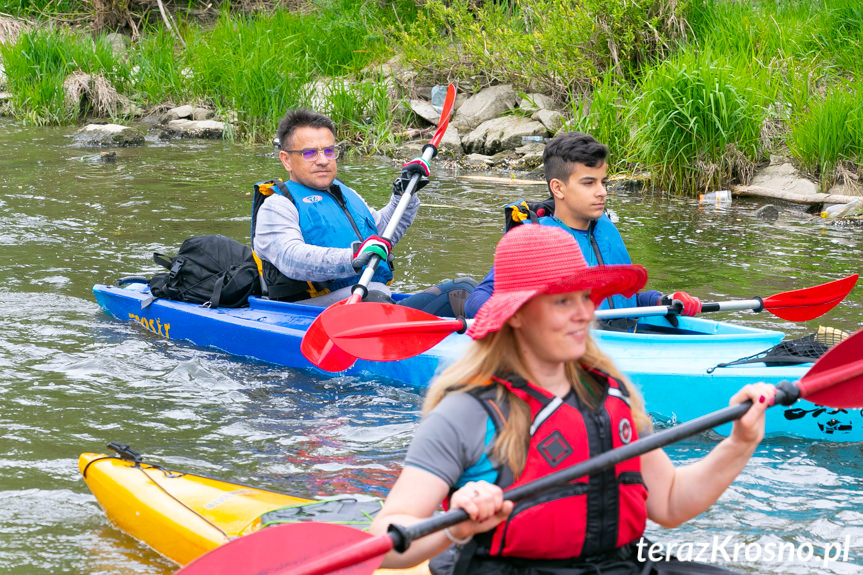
[351,236,394,273]
[392,157,430,196]
[660,291,702,316]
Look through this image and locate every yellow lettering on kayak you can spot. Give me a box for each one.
[127,313,171,340]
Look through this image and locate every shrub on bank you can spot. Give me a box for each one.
[397,0,688,98]
[172,2,411,150]
[630,50,766,193]
[682,0,862,192]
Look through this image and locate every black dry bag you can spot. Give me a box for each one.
[148,234,261,308]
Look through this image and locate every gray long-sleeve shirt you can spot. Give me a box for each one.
[253,185,419,302]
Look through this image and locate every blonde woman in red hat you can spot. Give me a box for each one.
[370,224,776,575]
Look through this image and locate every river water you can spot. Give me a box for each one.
[0,118,861,574]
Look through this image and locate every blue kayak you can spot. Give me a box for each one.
[93,281,863,442]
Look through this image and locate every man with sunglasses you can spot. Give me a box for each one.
[252,109,426,305]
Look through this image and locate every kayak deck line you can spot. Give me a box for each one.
[92,281,863,441]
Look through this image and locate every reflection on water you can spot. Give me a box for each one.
[0,118,861,574]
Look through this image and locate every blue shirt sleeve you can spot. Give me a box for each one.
[464,266,495,318]
[636,290,662,307]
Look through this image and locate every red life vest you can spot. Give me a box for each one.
[471,369,647,560]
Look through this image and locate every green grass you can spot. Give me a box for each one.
[629,50,767,193]
[563,71,632,171]
[2,0,861,192]
[326,76,402,153]
[173,0,414,147]
[0,1,86,17]
[0,25,130,124]
[787,83,863,191]
[1,0,417,144]
[126,29,187,106]
[681,0,862,192]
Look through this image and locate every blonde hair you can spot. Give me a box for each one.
[423,324,651,477]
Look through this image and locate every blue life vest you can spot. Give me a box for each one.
[536,214,637,309]
[251,178,392,301]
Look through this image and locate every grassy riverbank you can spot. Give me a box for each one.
[0,0,417,150]
[1,0,861,193]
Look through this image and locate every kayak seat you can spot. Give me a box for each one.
[400,277,478,318]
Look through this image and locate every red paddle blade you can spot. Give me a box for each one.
[796,327,863,408]
[301,299,358,372]
[763,274,858,321]
[174,522,390,575]
[429,84,456,148]
[322,302,464,361]
[299,86,456,372]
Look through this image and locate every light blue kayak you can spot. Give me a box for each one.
[93,281,863,442]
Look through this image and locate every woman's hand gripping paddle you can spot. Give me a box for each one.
[322,275,858,362]
[299,84,457,372]
[175,328,863,575]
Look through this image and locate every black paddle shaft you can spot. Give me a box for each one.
[387,380,799,553]
[700,297,764,314]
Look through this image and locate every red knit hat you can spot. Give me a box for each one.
[466,225,648,339]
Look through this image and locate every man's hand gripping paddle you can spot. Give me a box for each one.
[175,327,863,575]
[300,84,457,372]
[322,275,858,362]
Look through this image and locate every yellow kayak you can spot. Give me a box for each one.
[79,451,429,574]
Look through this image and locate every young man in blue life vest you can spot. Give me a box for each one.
[252,109,475,316]
[463,131,701,325]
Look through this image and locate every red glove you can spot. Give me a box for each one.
[672,291,701,316]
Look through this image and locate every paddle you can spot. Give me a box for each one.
[174,327,863,575]
[299,84,457,372]
[322,274,859,362]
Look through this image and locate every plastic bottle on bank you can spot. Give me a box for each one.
[699,190,732,204]
[821,198,863,219]
[430,85,448,112]
[521,135,546,144]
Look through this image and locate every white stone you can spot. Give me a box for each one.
[164,119,226,139]
[462,116,547,155]
[165,105,195,120]
[409,99,441,124]
[80,123,130,134]
[438,125,463,156]
[191,107,214,121]
[749,161,819,196]
[104,32,128,55]
[452,85,518,131]
[519,93,557,112]
[464,153,494,166]
[532,109,564,133]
